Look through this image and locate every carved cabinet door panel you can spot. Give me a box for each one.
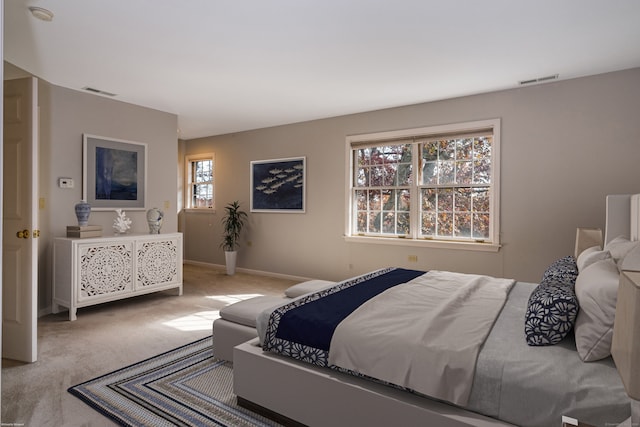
[135,237,180,290]
[78,242,134,301]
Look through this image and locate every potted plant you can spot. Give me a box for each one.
[220,201,248,275]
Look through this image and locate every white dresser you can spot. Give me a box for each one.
[53,233,183,321]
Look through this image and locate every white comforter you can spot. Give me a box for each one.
[328,270,515,406]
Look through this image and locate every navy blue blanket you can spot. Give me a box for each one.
[263,267,425,366]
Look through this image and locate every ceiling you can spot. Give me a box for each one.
[5,1,640,140]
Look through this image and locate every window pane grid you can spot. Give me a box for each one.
[187,158,214,209]
[354,187,411,236]
[193,160,213,183]
[417,135,492,241]
[355,144,413,188]
[421,136,492,186]
[353,143,412,236]
[348,120,498,246]
[419,187,490,240]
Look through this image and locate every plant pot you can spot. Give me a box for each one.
[225,251,237,275]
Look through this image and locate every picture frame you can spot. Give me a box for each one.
[250,157,306,213]
[83,134,147,210]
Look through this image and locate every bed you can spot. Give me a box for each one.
[233,194,640,427]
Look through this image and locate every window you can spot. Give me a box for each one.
[186,153,215,209]
[346,119,500,251]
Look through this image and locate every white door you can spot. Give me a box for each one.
[2,77,38,362]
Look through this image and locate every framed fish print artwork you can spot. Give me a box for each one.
[250,157,305,213]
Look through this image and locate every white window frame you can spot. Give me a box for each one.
[185,153,215,211]
[344,119,501,252]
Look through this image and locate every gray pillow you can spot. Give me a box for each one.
[574,258,619,361]
[284,280,336,298]
[620,243,640,271]
[576,246,610,272]
[605,236,639,270]
[219,295,288,327]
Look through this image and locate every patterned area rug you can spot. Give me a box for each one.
[69,337,282,427]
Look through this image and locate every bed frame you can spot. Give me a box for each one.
[233,194,638,427]
[234,339,514,426]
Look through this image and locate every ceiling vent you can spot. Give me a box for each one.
[82,87,117,97]
[518,74,559,86]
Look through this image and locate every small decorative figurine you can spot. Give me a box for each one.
[146,207,164,234]
[113,209,132,235]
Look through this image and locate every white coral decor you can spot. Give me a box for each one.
[113,209,132,234]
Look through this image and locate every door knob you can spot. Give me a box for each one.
[17,229,30,239]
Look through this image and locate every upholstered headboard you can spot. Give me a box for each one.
[605,194,640,245]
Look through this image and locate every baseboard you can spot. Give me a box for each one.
[39,307,53,318]
[183,259,312,282]
[42,261,312,318]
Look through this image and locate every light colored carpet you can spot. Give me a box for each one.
[1,264,297,427]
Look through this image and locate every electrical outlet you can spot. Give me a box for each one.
[408,255,418,262]
[163,200,170,209]
[58,177,74,188]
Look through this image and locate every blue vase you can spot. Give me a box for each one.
[74,201,91,226]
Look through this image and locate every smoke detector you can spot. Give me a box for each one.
[28,6,54,22]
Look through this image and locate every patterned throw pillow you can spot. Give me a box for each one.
[525,256,579,346]
[525,281,579,346]
[540,255,578,285]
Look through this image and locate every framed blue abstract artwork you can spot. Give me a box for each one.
[250,157,305,213]
[83,134,147,210]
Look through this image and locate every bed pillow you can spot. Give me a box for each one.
[284,280,336,298]
[605,236,639,270]
[573,257,619,361]
[525,281,579,346]
[576,246,610,272]
[540,255,578,286]
[620,243,640,271]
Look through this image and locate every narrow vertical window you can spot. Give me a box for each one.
[186,154,215,209]
[353,143,413,236]
[418,133,493,241]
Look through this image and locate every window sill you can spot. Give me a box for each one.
[183,208,216,214]
[344,235,501,252]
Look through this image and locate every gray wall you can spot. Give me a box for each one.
[183,68,640,283]
[35,79,179,313]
